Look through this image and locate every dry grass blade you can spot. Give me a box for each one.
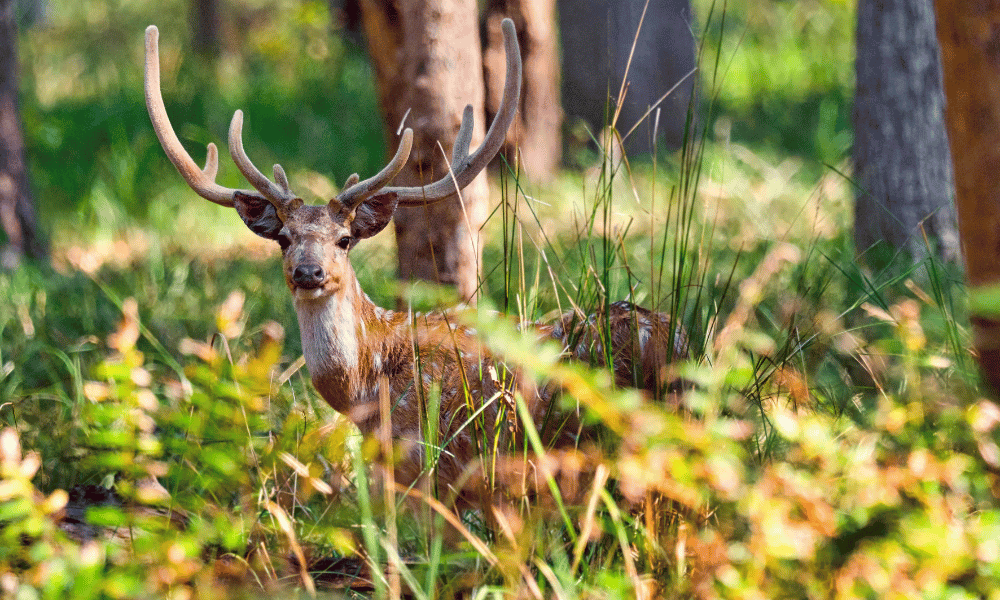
[572,463,611,573]
[490,506,545,600]
[379,376,401,600]
[264,501,316,597]
[392,484,497,566]
[611,0,651,129]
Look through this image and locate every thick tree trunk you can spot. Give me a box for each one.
[482,0,561,180]
[558,0,697,155]
[358,0,488,302]
[0,0,45,268]
[853,0,958,264]
[933,0,1000,394]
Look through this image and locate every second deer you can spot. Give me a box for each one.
[144,19,686,505]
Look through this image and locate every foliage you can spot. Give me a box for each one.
[2,227,995,598]
[3,0,998,598]
[1,283,361,598]
[693,0,856,169]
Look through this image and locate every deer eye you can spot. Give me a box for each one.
[337,236,352,250]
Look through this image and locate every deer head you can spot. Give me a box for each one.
[143,21,521,305]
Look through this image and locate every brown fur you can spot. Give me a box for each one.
[287,231,687,505]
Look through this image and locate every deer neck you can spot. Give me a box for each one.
[293,279,406,420]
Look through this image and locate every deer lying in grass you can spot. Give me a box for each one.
[144,20,686,505]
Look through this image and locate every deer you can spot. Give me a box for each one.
[144,20,687,507]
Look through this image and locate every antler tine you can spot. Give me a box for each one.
[145,25,244,207]
[389,17,522,207]
[228,110,299,209]
[452,105,474,167]
[273,164,291,193]
[334,128,414,211]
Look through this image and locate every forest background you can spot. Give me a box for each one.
[3,0,999,598]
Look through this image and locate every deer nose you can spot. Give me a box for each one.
[292,263,325,288]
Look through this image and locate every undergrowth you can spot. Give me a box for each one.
[3,0,998,598]
[2,121,993,597]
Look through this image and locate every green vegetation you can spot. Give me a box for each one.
[696,0,856,169]
[3,0,997,598]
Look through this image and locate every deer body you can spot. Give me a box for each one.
[293,266,559,492]
[144,21,684,503]
[294,271,683,499]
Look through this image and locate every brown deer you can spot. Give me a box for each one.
[144,20,686,506]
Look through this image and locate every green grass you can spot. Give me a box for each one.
[3,0,998,598]
[693,0,856,168]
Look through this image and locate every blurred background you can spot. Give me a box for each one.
[0,0,865,428]
[1,0,856,258]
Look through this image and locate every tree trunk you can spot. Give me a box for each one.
[14,0,46,27]
[558,0,697,155]
[482,0,561,180]
[358,0,489,303]
[330,0,363,42]
[190,0,221,58]
[853,0,958,264]
[933,0,1000,394]
[0,0,45,268]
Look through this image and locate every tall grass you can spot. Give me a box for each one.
[3,0,997,598]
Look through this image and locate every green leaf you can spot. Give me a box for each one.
[969,282,1000,318]
[85,505,126,528]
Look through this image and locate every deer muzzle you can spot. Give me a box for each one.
[291,263,326,289]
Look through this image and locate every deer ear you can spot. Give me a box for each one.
[233,192,283,239]
[350,191,399,240]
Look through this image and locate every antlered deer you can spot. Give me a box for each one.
[144,20,685,505]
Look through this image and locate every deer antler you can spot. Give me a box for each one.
[334,128,414,212]
[145,25,300,214]
[228,109,301,212]
[147,17,520,215]
[145,25,249,207]
[336,17,522,209]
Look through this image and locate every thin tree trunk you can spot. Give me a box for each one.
[0,0,45,268]
[482,0,561,180]
[853,0,958,264]
[558,0,697,155]
[358,0,488,302]
[14,0,46,26]
[190,0,221,58]
[933,0,1000,393]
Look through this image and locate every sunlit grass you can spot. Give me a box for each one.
[9,122,983,596]
[4,0,996,597]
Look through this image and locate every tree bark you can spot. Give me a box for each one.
[14,0,46,27]
[482,0,561,180]
[358,0,489,303]
[558,0,697,155]
[330,0,364,43]
[853,0,958,264]
[933,0,1000,393]
[190,0,221,58]
[0,0,45,268]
